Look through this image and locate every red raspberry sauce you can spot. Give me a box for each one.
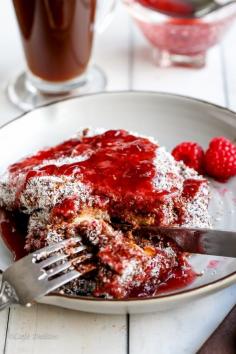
[1,130,200,297]
[10,130,203,216]
[135,0,236,59]
[0,209,196,296]
[137,0,194,16]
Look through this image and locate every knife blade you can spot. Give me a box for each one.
[135,227,236,258]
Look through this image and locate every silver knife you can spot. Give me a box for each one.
[136,227,236,258]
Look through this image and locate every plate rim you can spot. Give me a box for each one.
[2,90,236,130]
[1,90,236,305]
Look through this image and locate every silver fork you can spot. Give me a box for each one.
[0,237,94,310]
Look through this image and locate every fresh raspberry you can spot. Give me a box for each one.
[204,137,236,182]
[172,142,205,174]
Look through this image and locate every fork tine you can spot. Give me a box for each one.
[48,264,96,292]
[39,253,68,268]
[47,252,93,278]
[47,261,73,278]
[32,236,82,259]
[39,244,88,268]
[72,253,93,265]
[66,245,87,255]
[47,269,83,291]
[3,237,95,305]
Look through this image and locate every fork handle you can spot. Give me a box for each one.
[0,280,18,311]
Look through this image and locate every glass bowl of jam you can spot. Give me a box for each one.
[123,0,236,68]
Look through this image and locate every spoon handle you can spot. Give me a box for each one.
[196,0,236,17]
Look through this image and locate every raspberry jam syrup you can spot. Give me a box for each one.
[126,0,236,68]
[138,0,194,16]
[0,209,27,261]
[0,130,200,298]
[0,208,196,297]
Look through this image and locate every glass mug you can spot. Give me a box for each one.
[8,0,116,111]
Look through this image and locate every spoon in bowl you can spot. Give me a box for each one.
[138,0,236,18]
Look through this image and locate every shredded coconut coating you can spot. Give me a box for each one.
[0,129,211,298]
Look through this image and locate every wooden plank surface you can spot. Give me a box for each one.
[0,310,9,354]
[221,22,236,111]
[4,305,126,354]
[95,3,131,91]
[131,24,225,105]
[129,287,236,354]
[0,0,22,124]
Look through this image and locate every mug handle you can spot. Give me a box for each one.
[95,0,117,34]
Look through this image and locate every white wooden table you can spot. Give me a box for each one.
[0,1,236,353]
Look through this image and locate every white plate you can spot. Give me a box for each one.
[1,91,236,314]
